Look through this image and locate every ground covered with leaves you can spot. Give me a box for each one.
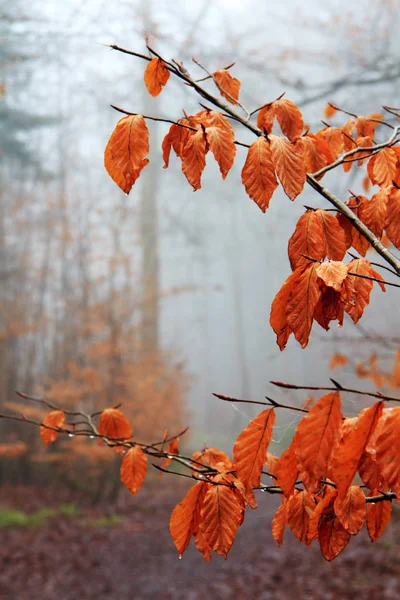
[0,482,399,600]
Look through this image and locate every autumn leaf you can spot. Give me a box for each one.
[336,196,370,255]
[241,137,278,212]
[286,263,322,348]
[159,437,179,475]
[104,115,149,194]
[40,410,65,447]
[329,354,348,369]
[367,148,398,187]
[330,402,383,497]
[170,481,207,556]
[324,103,337,119]
[316,209,347,261]
[270,268,303,350]
[270,135,306,200]
[307,487,337,543]
[362,186,390,239]
[199,484,244,558]
[274,99,304,142]
[296,134,333,174]
[205,125,236,179]
[257,103,275,133]
[385,186,400,249]
[287,490,315,545]
[181,128,207,190]
[120,446,147,495]
[344,259,386,324]
[294,392,342,492]
[162,119,190,168]
[233,409,275,506]
[213,69,240,105]
[275,441,299,498]
[192,447,233,471]
[316,261,348,292]
[143,57,170,97]
[367,492,392,542]
[98,408,132,444]
[318,515,351,561]
[334,485,366,535]
[374,407,400,498]
[316,126,344,160]
[194,529,212,562]
[271,501,287,547]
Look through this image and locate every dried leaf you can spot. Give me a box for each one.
[286,263,322,348]
[104,115,149,194]
[257,103,275,133]
[271,501,287,547]
[367,148,398,187]
[170,481,207,556]
[274,99,304,142]
[318,515,351,561]
[205,125,236,179]
[181,129,207,190]
[385,187,400,249]
[287,490,315,545]
[334,485,366,535]
[270,135,306,200]
[40,410,65,447]
[241,137,278,212]
[270,268,303,350]
[213,70,240,105]
[143,57,170,97]
[375,407,400,498]
[98,408,132,444]
[275,441,299,498]
[120,446,147,495]
[367,493,392,542]
[316,261,348,292]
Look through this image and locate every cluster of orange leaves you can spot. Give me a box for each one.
[38,393,398,562]
[104,58,400,351]
[330,350,400,390]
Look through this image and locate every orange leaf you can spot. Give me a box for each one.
[98,408,132,443]
[275,441,299,498]
[324,103,337,119]
[143,57,170,97]
[375,407,400,498]
[294,392,342,492]
[270,268,303,350]
[40,410,65,447]
[316,126,344,160]
[257,103,275,133]
[367,148,398,187]
[288,210,325,270]
[181,129,207,190]
[241,137,278,212]
[286,263,322,348]
[337,196,371,256]
[344,259,385,324]
[162,119,190,168]
[316,261,348,292]
[329,354,348,369]
[316,209,347,261]
[194,528,212,562]
[318,514,350,561]
[296,134,333,174]
[213,69,240,105]
[362,186,390,239]
[334,485,366,535]
[287,490,315,545]
[233,409,275,506]
[271,501,287,547]
[199,110,235,136]
[170,481,207,556]
[159,437,179,476]
[270,135,306,200]
[205,125,236,179]
[385,187,400,249]
[199,484,244,558]
[274,99,304,142]
[192,447,233,471]
[307,487,337,543]
[104,115,149,194]
[120,446,147,495]
[330,402,383,497]
[367,493,392,542]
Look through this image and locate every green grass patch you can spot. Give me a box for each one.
[0,503,79,528]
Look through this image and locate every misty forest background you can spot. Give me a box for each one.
[1,0,400,495]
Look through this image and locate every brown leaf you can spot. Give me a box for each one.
[143,57,170,97]
[345,259,385,324]
[296,134,333,174]
[213,70,240,105]
[104,115,149,194]
[40,410,65,447]
[316,261,348,292]
[275,441,299,498]
[367,492,392,542]
[270,268,303,350]
[362,186,390,239]
[270,135,306,200]
[287,490,315,545]
[120,446,147,495]
[257,103,275,133]
[385,187,400,249]
[367,148,398,187]
[271,501,287,547]
[288,210,324,271]
[316,126,344,160]
[162,119,190,168]
[241,137,278,212]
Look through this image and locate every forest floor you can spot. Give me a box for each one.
[0,481,399,600]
